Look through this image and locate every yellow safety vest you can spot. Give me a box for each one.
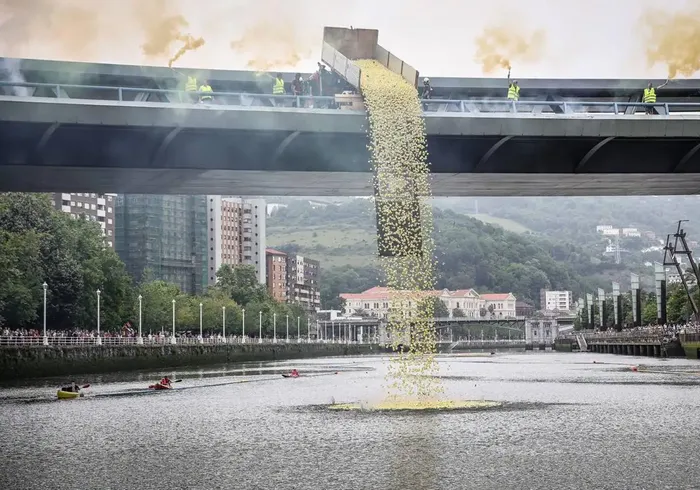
[507,83,520,101]
[185,76,198,92]
[199,84,213,100]
[643,88,656,103]
[273,78,285,95]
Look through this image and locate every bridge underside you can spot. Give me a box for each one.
[3,121,700,196]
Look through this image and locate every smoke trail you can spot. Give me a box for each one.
[474,23,547,75]
[0,58,29,96]
[0,0,204,67]
[132,0,205,67]
[0,0,99,59]
[640,5,700,78]
[230,20,315,71]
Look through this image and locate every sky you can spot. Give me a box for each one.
[0,0,699,78]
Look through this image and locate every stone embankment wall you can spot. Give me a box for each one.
[0,343,378,380]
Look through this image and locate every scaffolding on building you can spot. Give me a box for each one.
[115,195,208,294]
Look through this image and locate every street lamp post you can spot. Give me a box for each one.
[242,308,246,343]
[286,314,289,343]
[273,313,277,343]
[137,295,143,344]
[297,316,300,343]
[222,306,226,343]
[171,299,177,344]
[96,289,102,346]
[199,302,203,344]
[331,321,335,343]
[259,310,262,343]
[307,318,311,343]
[42,282,48,346]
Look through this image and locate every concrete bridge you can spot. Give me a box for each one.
[3,57,700,196]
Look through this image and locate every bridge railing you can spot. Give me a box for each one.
[1,81,698,115]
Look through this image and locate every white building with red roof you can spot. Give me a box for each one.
[340,287,517,319]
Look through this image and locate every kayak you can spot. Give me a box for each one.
[148,382,172,390]
[57,390,83,399]
[282,374,299,378]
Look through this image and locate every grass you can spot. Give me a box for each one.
[267,212,530,268]
[267,225,377,268]
[466,214,531,234]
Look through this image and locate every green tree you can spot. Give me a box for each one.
[139,281,181,334]
[642,292,658,325]
[418,296,449,317]
[452,308,465,317]
[215,264,267,306]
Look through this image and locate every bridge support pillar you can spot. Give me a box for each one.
[655,263,667,325]
[631,274,642,328]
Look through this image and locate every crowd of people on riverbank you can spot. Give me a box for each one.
[0,327,252,344]
[576,322,700,341]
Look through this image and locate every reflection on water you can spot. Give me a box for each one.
[1,353,700,489]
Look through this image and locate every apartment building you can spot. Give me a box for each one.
[207,197,266,285]
[51,193,115,247]
[340,287,517,319]
[266,248,288,302]
[540,289,573,312]
[285,254,321,313]
[115,195,208,294]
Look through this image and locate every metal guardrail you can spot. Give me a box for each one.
[1,81,698,115]
[0,336,382,347]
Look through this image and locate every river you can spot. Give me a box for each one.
[1,352,699,490]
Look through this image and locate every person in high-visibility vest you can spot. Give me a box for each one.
[643,79,668,115]
[185,75,198,103]
[506,68,520,103]
[273,73,285,95]
[199,80,213,103]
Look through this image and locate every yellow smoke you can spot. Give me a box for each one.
[474,23,546,74]
[131,0,205,67]
[230,20,314,71]
[641,6,700,78]
[0,0,205,66]
[168,35,206,68]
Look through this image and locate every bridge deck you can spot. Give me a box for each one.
[3,86,700,196]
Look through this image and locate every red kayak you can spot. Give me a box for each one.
[148,382,172,390]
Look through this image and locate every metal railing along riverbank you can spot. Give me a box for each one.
[0,336,384,347]
[2,81,698,115]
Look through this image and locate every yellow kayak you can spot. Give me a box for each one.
[56,390,83,400]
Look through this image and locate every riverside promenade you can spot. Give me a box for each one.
[0,339,378,381]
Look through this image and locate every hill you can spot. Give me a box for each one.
[267,200,642,309]
[434,196,700,243]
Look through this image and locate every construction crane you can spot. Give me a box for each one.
[662,220,700,320]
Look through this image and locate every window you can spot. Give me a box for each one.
[107,230,112,236]
[70,201,76,206]
[107,207,112,213]
[77,202,82,208]
[107,218,112,225]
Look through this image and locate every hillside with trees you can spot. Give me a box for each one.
[435,196,700,244]
[268,200,644,309]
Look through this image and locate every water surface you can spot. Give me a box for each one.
[1,352,698,490]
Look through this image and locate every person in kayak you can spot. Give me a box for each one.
[289,369,299,378]
[61,382,80,393]
[159,376,172,387]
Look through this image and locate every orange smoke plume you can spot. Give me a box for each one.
[641,6,700,78]
[474,24,546,75]
[230,21,313,71]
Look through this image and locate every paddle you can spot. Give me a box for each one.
[81,384,90,389]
